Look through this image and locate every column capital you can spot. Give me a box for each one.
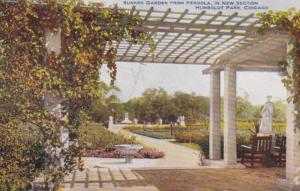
[211,68,222,74]
[224,64,237,70]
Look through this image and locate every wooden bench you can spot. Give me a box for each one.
[240,135,272,167]
[272,136,286,167]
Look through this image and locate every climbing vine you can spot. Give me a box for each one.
[258,8,300,129]
[0,0,154,190]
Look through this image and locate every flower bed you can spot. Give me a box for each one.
[84,148,164,159]
[175,131,208,143]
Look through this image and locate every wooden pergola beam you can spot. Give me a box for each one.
[108,7,287,74]
[117,56,211,65]
[133,26,249,36]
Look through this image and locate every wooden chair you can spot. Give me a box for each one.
[240,135,272,167]
[271,136,286,167]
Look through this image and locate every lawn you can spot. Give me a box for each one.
[136,168,286,191]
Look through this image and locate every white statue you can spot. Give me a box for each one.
[109,116,113,123]
[108,116,114,128]
[133,118,138,125]
[121,112,132,124]
[179,115,186,127]
[157,118,162,125]
[259,96,274,134]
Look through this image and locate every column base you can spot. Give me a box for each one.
[277,178,300,191]
[203,159,245,169]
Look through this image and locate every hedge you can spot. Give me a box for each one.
[79,123,136,150]
[133,131,174,139]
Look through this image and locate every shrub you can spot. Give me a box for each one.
[133,131,174,139]
[196,135,210,158]
[124,120,286,135]
[84,148,164,159]
[196,133,252,159]
[0,124,47,190]
[79,123,136,149]
[81,123,165,159]
[84,148,123,158]
[139,149,165,159]
[124,125,170,132]
[175,131,208,143]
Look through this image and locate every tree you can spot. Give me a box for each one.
[173,92,209,122]
[124,89,209,123]
[125,88,175,122]
[273,100,286,121]
[0,0,153,190]
[88,84,125,123]
[236,97,256,120]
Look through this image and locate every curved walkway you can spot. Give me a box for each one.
[64,125,201,190]
[109,125,201,168]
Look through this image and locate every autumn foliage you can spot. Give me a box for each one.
[258,9,300,117]
[0,0,152,190]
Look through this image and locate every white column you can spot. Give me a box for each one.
[223,65,237,165]
[286,41,300,185]
[44,28,69,149]
[209,70,221,160]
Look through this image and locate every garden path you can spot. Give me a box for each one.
[109,125,201,168]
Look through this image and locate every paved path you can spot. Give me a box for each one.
[109,125,201,168]
[63,168,159,191]
[63,125,201,190]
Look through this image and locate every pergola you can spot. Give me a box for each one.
[113,7,298,185]
[45,6,299,187]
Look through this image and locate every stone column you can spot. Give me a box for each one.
[286,41,300,186]
[223,65,237,165]
[209,69,221,160]
[44,28,69,149]
[45,28,61,55]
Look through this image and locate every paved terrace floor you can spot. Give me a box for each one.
[62,167,289,191]
[62,168,159,191]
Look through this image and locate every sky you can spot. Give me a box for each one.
[100,62,286,105]
[98,0,300,105]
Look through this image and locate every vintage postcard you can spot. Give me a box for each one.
[1,0,300,191]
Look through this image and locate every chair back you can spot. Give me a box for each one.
[251,135,272,154]
[276,136,286,152]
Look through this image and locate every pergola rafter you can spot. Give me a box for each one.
[114,6,287,70]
